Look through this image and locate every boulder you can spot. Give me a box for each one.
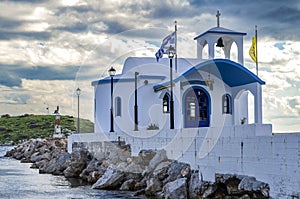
[202,183,218,198]
[92,166,125,190]
[238,176,270,198]
[164,161,190,183]
[163,178,187,199]
[135,149,157,167]
[152,161,171,180]
[80,158,106,183]
[63,148,92,178]
[145,177,162,196]
[120,179,136,191]
[64,161,87,178]
[189,171,206,199]
[146,149,168,173]
[124,162,144,174]
[46,152,71,175]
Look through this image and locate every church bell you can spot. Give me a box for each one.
[216,37,224,47]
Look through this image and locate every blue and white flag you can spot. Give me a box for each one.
[155,31,176,62]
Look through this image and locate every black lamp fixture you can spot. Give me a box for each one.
[108,66,116,132]
[216,37,224,48]
[168,45,175,129]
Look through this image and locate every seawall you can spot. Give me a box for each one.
[68,124,300,198]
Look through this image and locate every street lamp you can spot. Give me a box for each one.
[168,45,175,129]
[76,87,81,133]
[108,67,116,132]
[134,72,139,131]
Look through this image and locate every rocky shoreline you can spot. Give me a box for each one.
[5,138,270,199]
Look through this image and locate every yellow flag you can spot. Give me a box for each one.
[249,36,257,63]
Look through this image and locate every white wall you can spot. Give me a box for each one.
[69,125,300,198]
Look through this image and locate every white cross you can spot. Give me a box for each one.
[216,10,221,27]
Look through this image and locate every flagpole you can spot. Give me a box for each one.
[255,25,258,76]
[175,20,178,72]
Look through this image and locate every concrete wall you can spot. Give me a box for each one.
[68,125,300,198]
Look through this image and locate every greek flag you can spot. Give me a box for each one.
[155,31,176,62]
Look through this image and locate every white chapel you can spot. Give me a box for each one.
[68,12,300,198]
[91,12,265,133]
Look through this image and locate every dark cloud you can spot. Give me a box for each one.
[4,0,48,3]
[16,66,80,80]
[0,70,22,87]
[0,16,23,29]
[0,31,52,41]
[55,22,88,33]
[0,64,80,87]
[188,0,300,40]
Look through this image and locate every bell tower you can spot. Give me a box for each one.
[194,10,247,65]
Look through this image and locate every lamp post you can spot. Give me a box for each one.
[108,67,116,132]
[134,72,139,131]
[168,46,175,129]
[76,87,81,134]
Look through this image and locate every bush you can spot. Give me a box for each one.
[147,123,159,130]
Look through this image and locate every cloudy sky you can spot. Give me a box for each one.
[0,0,299,133]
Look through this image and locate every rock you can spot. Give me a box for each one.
[133,189,145,196]
[163,177,187,199]
[145,177,162,196]
[164,161,190,183]
[80,158,106,183]
[63,148,92,178]
[124,162,144,174]
[146,149,168,173]
[106,142,131,164]
[64,161,87,178]
[189,171,205,199]
[30,152,41,162]
[238,176,270,198]
[216,173,241,195]
[46,152,71,175]
[134,180,147,190]
[116,161,128,171]
[239,194,251,199]
[202,183,218,198]
[120,179,136,191]
[152,161,171,181]
[92,166,125,190]
[136,149,157,167]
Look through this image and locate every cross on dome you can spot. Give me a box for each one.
[216,10,221,27]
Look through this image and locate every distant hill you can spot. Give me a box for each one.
[0,114,94,145]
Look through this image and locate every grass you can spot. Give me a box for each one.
[0,114,94,145]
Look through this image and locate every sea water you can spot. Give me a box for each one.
[0,146,145,199]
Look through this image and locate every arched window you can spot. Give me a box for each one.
[223,94,232,114]
[163,93,170,113]
[115,97,122,117]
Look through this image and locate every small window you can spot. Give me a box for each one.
[163,93,170,113]
[222,94,232,114]
[115,97,122,117]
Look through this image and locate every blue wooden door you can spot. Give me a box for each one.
[184,88,209,128]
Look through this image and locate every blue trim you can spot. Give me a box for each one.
[194,30,246,40]
[153,59,265,91]
[181,80,206,88]
[139,75,165,80]
[182,86,211,128]
[92,75,166,86]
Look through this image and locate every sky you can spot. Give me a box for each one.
[0,0,299,133]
